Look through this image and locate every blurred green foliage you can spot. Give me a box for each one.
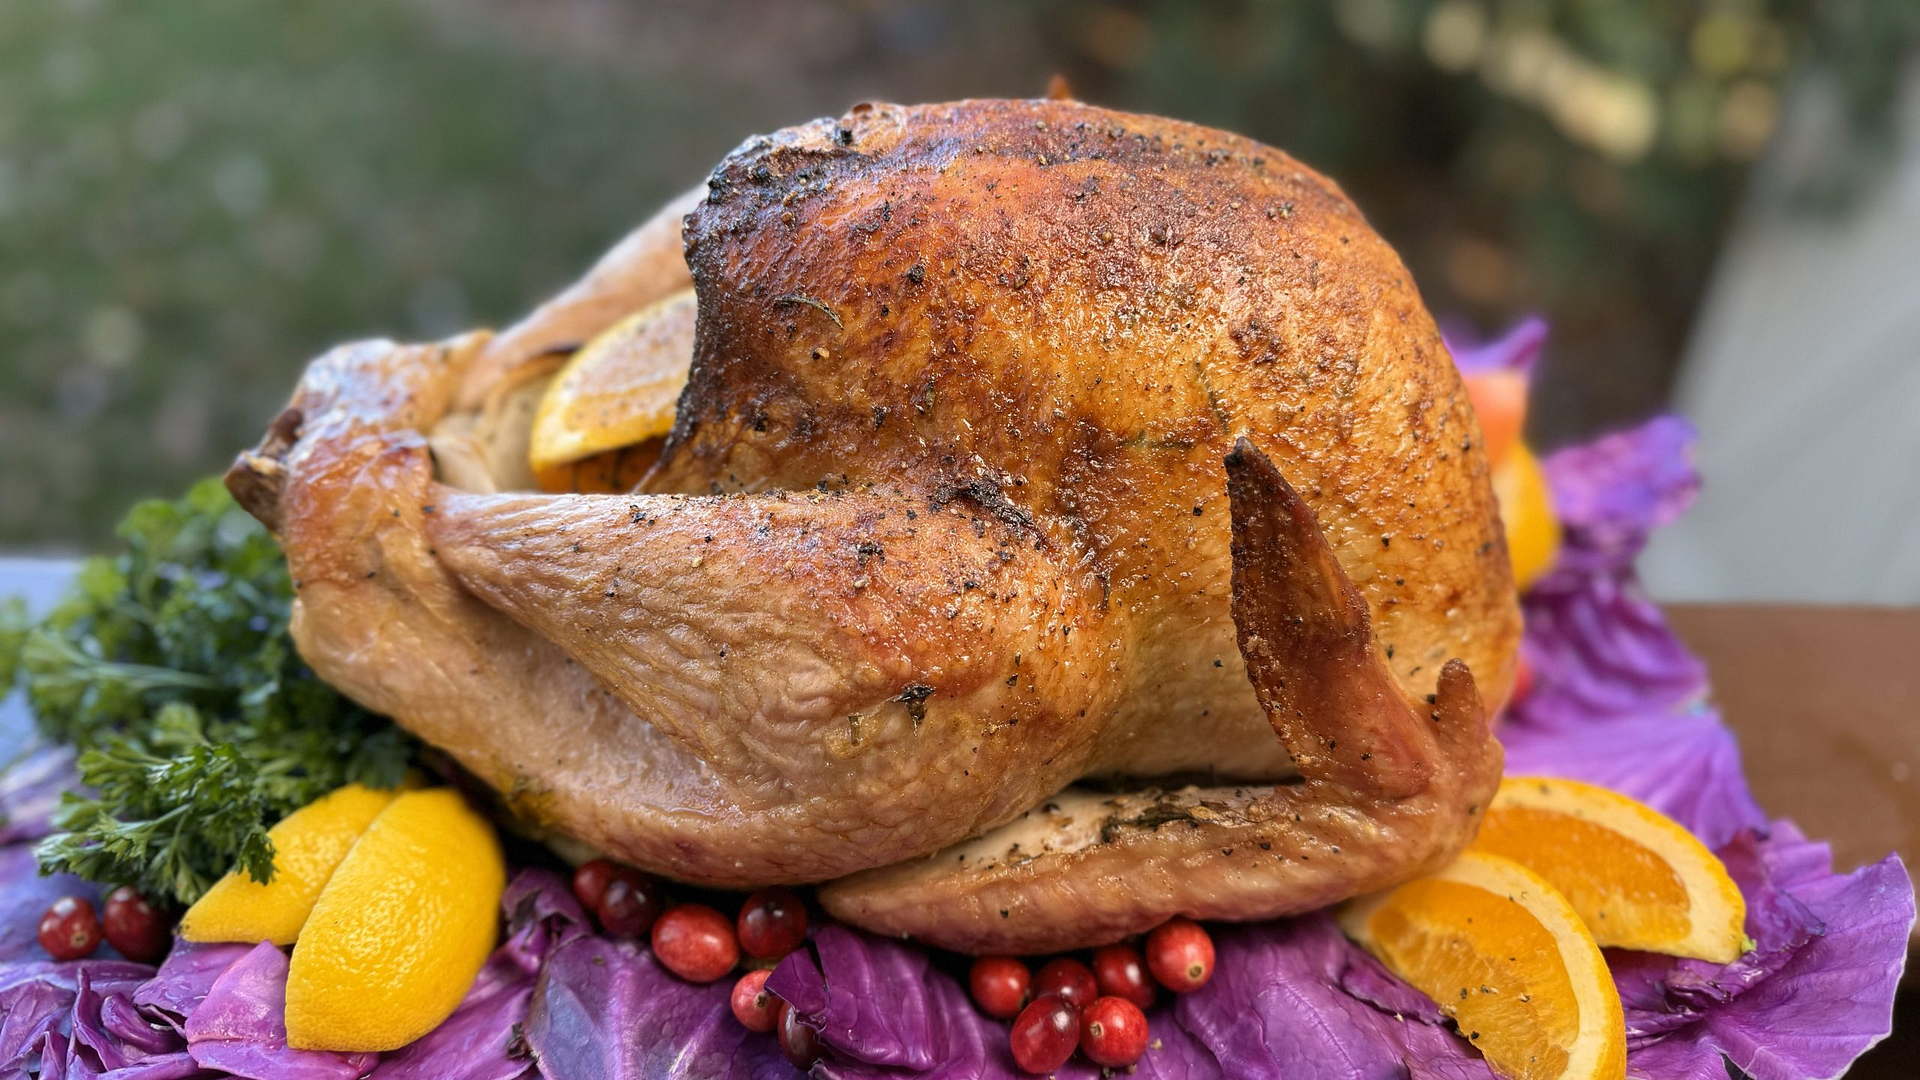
[1037,0,1919,439]
[0,0,752,545]
[1,0,1914,545]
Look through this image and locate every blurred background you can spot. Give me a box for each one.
[2,0,1916,600]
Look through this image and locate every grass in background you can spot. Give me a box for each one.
[0,0,737,545]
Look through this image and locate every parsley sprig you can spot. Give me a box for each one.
[0,478,413,906]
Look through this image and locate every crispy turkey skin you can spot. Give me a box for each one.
[230,98,1517,952]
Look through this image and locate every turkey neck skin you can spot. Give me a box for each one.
[651,98,1520,781]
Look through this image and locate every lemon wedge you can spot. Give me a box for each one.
[285,788,505,1052]
[1342,850,1626,1080]
[180,783,398,946]
[527,287,696,473]
[1475,776,1747,963]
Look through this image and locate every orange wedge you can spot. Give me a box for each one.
[1341,851,1625,1080]
[1465,369,1529,467]
[531,438,665,495]
[1474,777,1748,963]
[1492,442,1560,590]
[527,287,696,473]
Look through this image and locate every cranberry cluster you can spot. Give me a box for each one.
[38,888,174,964]
[970,917,1217,1073]
[571,860,818,1068]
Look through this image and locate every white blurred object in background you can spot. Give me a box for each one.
[1642,65,1920,605]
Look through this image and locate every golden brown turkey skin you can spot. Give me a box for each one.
[659,99,1518,766]
[230,98,1518,951]
[821,439,1501,951]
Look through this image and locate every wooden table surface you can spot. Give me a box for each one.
[3,562,1912,1070]
[1648,604,1918,1078]
[1665,605,1920,884]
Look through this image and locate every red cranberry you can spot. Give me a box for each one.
[650,903,739,982]
[736,887,807,959]
[1091,943,1155,1010]
[101,887,172,964]
[968,955,1031,1019]
[38,896,101,961]
[596,869,666,939]
[572,858,616,911]
[1146,917,1215,993]
[1033,956,1097,1010]
[730,968,781,1032]
[776,1002,823,1068]
[1009,994,1078,1075]
[1080,995,1150,1068]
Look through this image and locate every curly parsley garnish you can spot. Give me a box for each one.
[0,478,413,906]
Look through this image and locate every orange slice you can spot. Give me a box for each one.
[1465,369,1529,467]
[527,287,695,473]
[1474,777,1748,963]
[1492,442,1560,590]
[531,438,665,494]
[1340,850,1625,1080]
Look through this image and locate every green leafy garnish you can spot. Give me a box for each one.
[7,477,413,905]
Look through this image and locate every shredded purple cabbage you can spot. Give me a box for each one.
[1503,710,1765,850]
[0,743,74,847]
[182,940,375,1079]
[1604,821,1914,1079]
[371,870,585,1080]
[522,935,788,1080]
[0,320,1909,1079]
[133,941,255,1035]
[1444,316,1547,377]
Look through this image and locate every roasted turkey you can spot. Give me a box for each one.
[228,98,1518,953]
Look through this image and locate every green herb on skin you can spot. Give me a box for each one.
[1,478,413,906]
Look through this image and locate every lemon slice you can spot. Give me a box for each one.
[1341,850,1625,1080]
[1474,777,1748,963]
[527,287,696,473]
[286,788,506,1052]
[1492,442,1560,590]
[180,783,399,946]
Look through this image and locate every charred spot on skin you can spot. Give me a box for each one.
[928,476,1038,534]
[896,683,935,727]
[1098,800,1207,843]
